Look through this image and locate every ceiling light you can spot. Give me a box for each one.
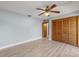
[45,12,50,16]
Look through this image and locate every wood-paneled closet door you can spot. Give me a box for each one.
[57,20,63,42]
[52,20,62,41]
[62,18,69,43]
[69,17,77,46]
[52,20,58,41]
[52,16,79,46]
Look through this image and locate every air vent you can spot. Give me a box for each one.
[27,15,32,17]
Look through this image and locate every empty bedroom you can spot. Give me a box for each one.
[0,0,79,57]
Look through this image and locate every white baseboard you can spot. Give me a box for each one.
[0,37,41,50]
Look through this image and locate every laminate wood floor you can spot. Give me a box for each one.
[0,39,79,57]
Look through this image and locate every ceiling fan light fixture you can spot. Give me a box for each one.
[37,4,60,16]
[45,12,50,16]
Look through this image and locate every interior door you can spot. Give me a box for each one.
[42,21,48,38]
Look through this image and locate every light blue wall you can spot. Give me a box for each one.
[0,10,42,48]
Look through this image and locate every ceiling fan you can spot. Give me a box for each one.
[36,4,60,16]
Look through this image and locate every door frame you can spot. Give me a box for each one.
[42,20,48,38]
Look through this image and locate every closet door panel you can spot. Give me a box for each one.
[69,17,77,46]
[52,20,62,42]
[62,18,69,43]
[52,20,58,41]
[57,20,62,42]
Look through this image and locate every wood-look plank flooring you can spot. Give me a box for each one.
[0,39,79,57]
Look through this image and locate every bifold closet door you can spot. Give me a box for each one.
[57,20,62,42]
[69,17,77,46]
[52,16,79,46]
[62,18,69,43]
[52,20,58,41]
[52,20,62,41]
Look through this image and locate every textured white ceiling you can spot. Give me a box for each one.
[0,1,79,20]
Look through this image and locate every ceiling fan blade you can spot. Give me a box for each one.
[36,8,45,11]
[39,12,45,16]
[51,11,60,13]
[49,4,56,9]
